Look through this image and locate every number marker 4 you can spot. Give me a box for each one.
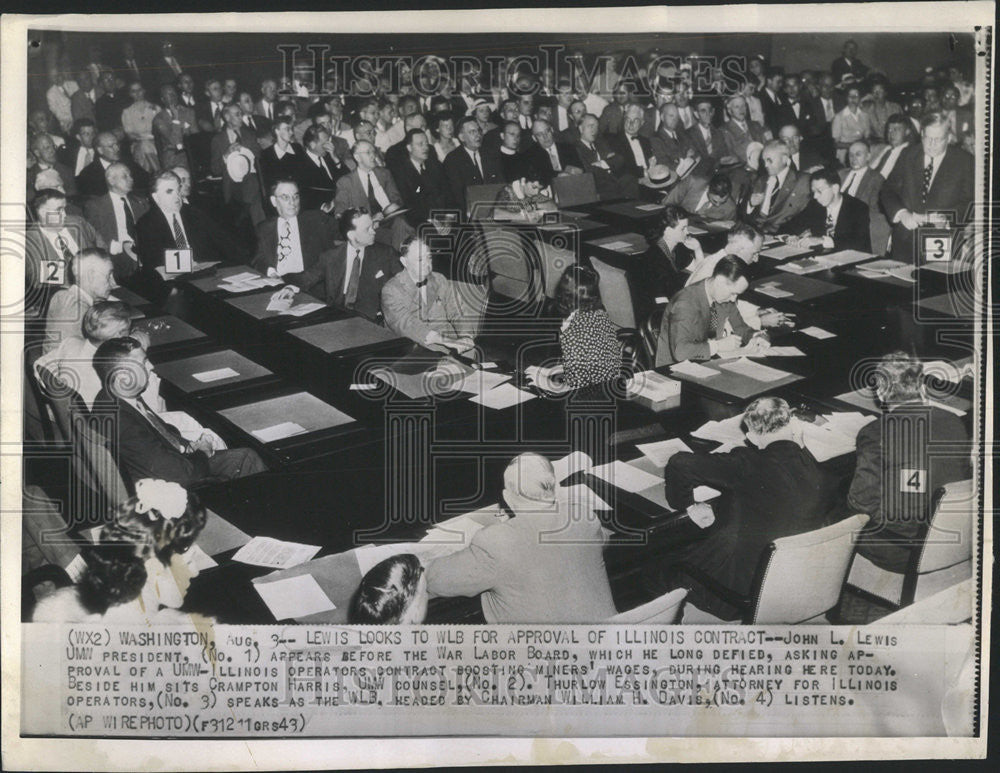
[900,468,927,494]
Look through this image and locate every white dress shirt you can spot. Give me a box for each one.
[841,168,864,197]
[110,194,135,245]
[359,170,391,209]
[625,134,648,170]
[342,244,366,296]
[74,146,95,176]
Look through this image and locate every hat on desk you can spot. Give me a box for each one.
[640,163,678,190]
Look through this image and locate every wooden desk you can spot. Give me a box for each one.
[130,314,211,362]
[154,348,280,400]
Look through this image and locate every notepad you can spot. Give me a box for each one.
[755,284,794,298]
[670,360,719,379]
[251,421,308,442]
[255,574,336,620]
[192,367,240,383]
[717,357,791,382]
[800,326,836,339]
[468,383,536,409]
[589,460,664,493]
[280,302,326,317]
[232,536,321,569]
[636,438,692,467]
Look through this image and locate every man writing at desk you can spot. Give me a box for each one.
[654,255,769,367]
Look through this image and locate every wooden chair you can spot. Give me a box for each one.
[846,480,974,610]
[606,588,687,623]
[481,223,543,307]
[681,514,869,624]
[590,255,637,328]
[640,306,665,370]
[552,173,599,209]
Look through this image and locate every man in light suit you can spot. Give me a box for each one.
[880,112,974,262]
[275,208,399,324]
[744,140,812,234]
[663,173,737,225]
[720,95,769,168]
[26,190,106,303]
[443,117,504,214]
[381,235,479,354]
[839,141,890,254]
[654,256,768,367]
[334,140,412,249]
[252,180,338,288]
[82,162,149,283]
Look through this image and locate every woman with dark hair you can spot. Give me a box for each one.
[430,112,459,163]
[494,167,555,221]
[32,479,210,623]
[349,554,428,624]
[638,204,702,317]
[554,265,623,389]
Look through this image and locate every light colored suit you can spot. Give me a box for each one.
[663,176,737,224]
[381,271,479,351]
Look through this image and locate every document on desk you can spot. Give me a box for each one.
[595,239,634,251]
[691,415,746,445]
[693,485,722,502]
[755,284,794,298]
[279,302,326,317]
[799,421,862,462]
[589,460,664,493]
[801,325,836,339]
[251,421,308,442]
[468,382,536,409]
[254,573,336,620]
[776,257,832,274]
[760,244,812,260]
[717,357,791,382]
[553,451,593,483]
[218,271,260,285]
[192,366,241,383]
[636,438,692,467]
[562,483,613,512]
[635,203,664,211]
[455,368,512,394]
[184,544,218,571]
[670,360,720,379]
[822,249,876,266]
[232,536,321,569]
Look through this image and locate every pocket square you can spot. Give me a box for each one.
[375,270,385,279]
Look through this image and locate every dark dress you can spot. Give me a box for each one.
[559,309,623,389]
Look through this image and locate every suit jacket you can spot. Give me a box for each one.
[663,175,737,223]
[746,167,812,233]
[789,146,829,173]
[442,145,503,211]
[637,240,688,320]
[293,241,399,322]
[666,440,832,617]
[573,137,630,199]
[389,154,456,226]
[880,144,974,261]
[24,217,105,291]
[720,119,768,165]
[518,142,582,186]
[654,279,754,367]
[210,126,262,203]
[259,143,308,191]
[606,133,654,178]
[381,270,477,349]
[77,157,149,199]
[831,56,869,85]
[334,166,404,216]
[776,97,819,137]
[27,162,78,198]
[783,193,872,252]
[135,204,240,269]
[598,101,627,136]
[83,193,149,246]
[649,127,695,171]
[70,87,102,123]
[94,90,128,133]
[686,122,728,164]
[757,87,785,136]
[840,166,890,254]
[298,150,350,211]
[252,210,338,279]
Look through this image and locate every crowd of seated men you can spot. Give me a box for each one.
[24,37,976,625]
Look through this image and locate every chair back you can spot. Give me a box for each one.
[749,513,868,624]
[71,405,130,516]
[481,224,542,306]
[641,305,665,367]
[466,183,507,220]
[918,480,974,573]
[606,588,687,623]
[552,173,599,208]
[590,255,636,328]
[22,485,80,575]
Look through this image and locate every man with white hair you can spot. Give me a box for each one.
[44,248,117,353]
[83,162,149,282]
[653,396,834,619]
[745,139,812,233]
[720,94,768,167]
[427,452,616,623]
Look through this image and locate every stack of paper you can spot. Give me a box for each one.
[233,536,321,569]
[822,250,876,266]
[635,438,692,467]
[691,415,746,446]
[468,383,535,409]
[798,412,877,462]
[251,421,308,442]
[671,360,719,379]
[717,357,791,382]
[628,370,681,401]
[279,302,326,317]
[755,281,794,299]
[777,257,832,274]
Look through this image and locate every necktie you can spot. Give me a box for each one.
[550,147,561,171]
[473,152,484,179]
[366,173,383,214]
[172,214,188,249]
[703,127,713,155]
[278,219,292,265]
[122,197,136,241]
[922,157,934,199]
[55,235,74,262]
[246,116,256,132]
[137,398,189,453]
[344,249,361,308]
[760,176,777,215]
[709,303,720,338]
[842,171,856,196]
[213,104,222,122]
[415,278,428,288]
[825,211,835,237]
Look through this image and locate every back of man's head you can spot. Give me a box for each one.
[503,453,556,503]
[743,396,792,436]
[82,300,131,344]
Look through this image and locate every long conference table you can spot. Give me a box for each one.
[70,197,977,624]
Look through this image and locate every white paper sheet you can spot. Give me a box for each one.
[693,485,722,502]
[349,383,378,390]
[691,415,746,445]
[455,369,512,394]
[755,285,794,298]
[822,249,876,266]
[232,536,321,569]
[627,370,681,400]
[220,271,261,284]
[468,383,536,409]
[596,239,633,250]
[183,544,218,571]
[635,203,663,211]
[589,460,664,493]
[670,360,719,379]
[635,438,692,467]
[801,326,836,339]
[776,257,832,274]
[760,244,812,260]
[279,302,326,317]
[251,421,308,442]
[711,442,744,454]
[254,574,336,620]
[717,357,791,382]
[553,451,593,483]
[192,367,241,383]
[759,346,806,357]
[561,483,613,511]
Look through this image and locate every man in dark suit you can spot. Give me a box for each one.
[606,103,655,181]
[59,119,97,180]
[78,131,149,199]
[275,208,399,324]
[519,119,582,186]
[687,99,733,174]
[481,99,520,155]
[656,396,834,619]
[757,67,786,137]
[809,73,844,161]
[252,180,338,288]
[654,256,767,367]
[649,103,698,176]
[82,162,149,283]
[94,70,128,134]
[259,115,307,192]
[636,205,698,320]
[777,124,827,173]
[783,167,871,251]
[831,40,869,86]
[880,112,974,262]
[776,76,819,139]
[299,125,350,212]
[28,133,77,199]
[210,104,266,228]
[443,117,503,213]
[195,78,227,134]
[93,337,267,488]
[573,113,630,200]
[744,140,812,234]
[388,129,456,227]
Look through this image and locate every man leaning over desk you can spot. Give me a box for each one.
[654,255,769,367]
